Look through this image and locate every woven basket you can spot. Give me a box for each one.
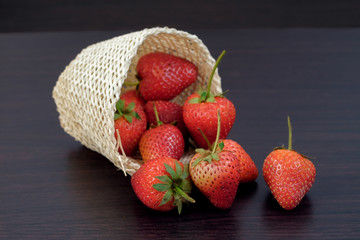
[52,27,222,175]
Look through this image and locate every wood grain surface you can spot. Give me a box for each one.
[1,0,360,32]
[0,29,359,239]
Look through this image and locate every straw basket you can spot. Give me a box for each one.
[52,27,222,175]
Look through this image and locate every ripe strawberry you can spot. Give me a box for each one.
[220,139,258,183]
[131,157,195,213]
[120,89,146,109]
[137,52,198,101]
[183,50,236,149]
[189,110,241,209]
[144,100,188,138]
[139,103,185,162]
[114,99,147,156]
[263,116,316,210]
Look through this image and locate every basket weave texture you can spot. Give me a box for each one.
[53,27,222,175]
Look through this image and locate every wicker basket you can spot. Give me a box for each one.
[52,27,222,175]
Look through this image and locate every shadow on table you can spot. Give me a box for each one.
[129,181,259,239]
[66,146,263,238]
[261,191,314,235]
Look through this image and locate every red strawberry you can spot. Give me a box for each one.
[189,110,241,209]
[221,139,258,183]
[183,50,236,149]
[131,157,195,213]
[114,99,147,156]
[137,52,198,101]
[139,103,185,162]
[263,116,316,210]
[120,89,146,109]
[144,100,188,138]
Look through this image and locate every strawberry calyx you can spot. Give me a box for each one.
[192,143,224,166]
[152,161,195,214]
[273,116,312,159]
[114,99,141,123]
[192,109,224,167]
[188,50,226,104]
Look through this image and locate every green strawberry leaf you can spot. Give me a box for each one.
[200,91,207,102]
[212,153,219,161]
[218,142,224,150]
[188,97,200,104]
[192,156,203,167]
[175,198,183,215]
[175,161,182,177]
[206,96,216,103]
[153,161,196,214]
[131,111,142,120]
[124,114,132,123]
[203,155,213,164]
[155,175,173,184]
[195,148,206,154]
[164,163,177,179]
[116,99,125,113]
[273,145,286,151]
[181,164,189,179]
[170,120,178,126]
[219,89,229,97]
[180,178,192,194]
[126,102,135,112]
[153,183,171,192]
[114,113,121,120]
[159,189,173,206]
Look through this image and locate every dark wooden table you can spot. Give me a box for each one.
[1,29,359,239]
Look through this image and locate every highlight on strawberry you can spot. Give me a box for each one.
[183,50,236,149]
[136,52,198,101]
[131,157,195,214]
[139,102,185,162]
[262,116,316,210]
[189,110,241,209]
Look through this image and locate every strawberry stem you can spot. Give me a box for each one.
[174,186,196,204]
[198,128,212,150]
[288,115,292,150]
[211,109,221,155]
[206,50,226,99]
[123,81,139,86]
[153,102,163,126]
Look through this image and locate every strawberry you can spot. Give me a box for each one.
[183,50,236,149]
[114,99,147,156]
[120,89,146,109]
[189,110,241,209]
[139,103,185,162]
[144,100,188,139]
[263,116,316,210]
[220,139,258,183]
[137,52,198,101]
[131,157,195,214]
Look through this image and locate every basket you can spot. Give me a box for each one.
[52,27,222,175]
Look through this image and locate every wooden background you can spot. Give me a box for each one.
[1,0,360,32]
[1,1,360,239]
